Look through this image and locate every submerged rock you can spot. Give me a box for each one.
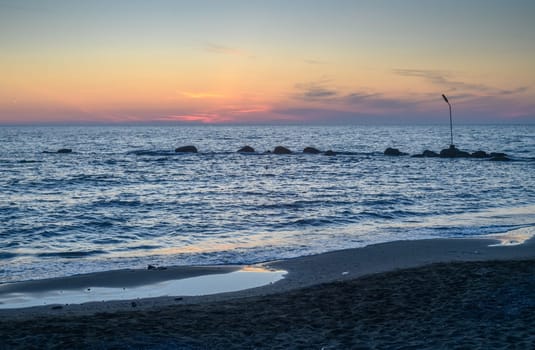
[412,150,440,158]
[422,150,439,157]
[175,145,198,153]
[490,152,507,158]
[324,150,336,156]
[489,154,511,161]
[411,148,509,160]
[273,146,292,154]
[471,150,490,158]
[238,146,255,153]
[439,145,471,158]
[303,147,321,154]
[57,148,72,154]
[384,148,406,156]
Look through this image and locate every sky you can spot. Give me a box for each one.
[1,0,534,125]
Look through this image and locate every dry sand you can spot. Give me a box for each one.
[1,237,534,349]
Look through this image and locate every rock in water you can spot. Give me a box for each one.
[412,150,439,158]
[324,150,336,156]
[273,146,292,154]
[384,147,405,156]
[303,147,321,154]
[238,146,255,153]
[175,145,198,153]
[439,145,471,158]
[422,150,439,157]
[471,150,489,158]
[489,154,511,161]
[57,148,72,153]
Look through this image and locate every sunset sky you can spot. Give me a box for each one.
[1,0,534,124]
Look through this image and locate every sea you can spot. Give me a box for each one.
[1,125,534,284]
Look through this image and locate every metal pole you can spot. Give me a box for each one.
[442,94,453,147]
[449,103,453,146]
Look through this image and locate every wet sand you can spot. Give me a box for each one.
[1,237,534,349]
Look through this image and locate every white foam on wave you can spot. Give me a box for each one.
[485,226,535,246]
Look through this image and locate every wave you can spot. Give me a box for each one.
[127,150,175,156]
[291,217,335,226]
[36,250,106,258]
[0,252,18,260]
[93,199,143,207]
[17,159,42,164]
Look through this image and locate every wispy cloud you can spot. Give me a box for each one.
[393,68,530,98]
[394,68,533,117]
[294,80,419,111]
[204,43,248,56]
[180,91,223,99]
[231,106,269,114]
[393,69,492,92]
[304,59,328,65]
[498,86,529,96]
[159,113,230,124]
[295,80,338,100]
[344,92,381,103]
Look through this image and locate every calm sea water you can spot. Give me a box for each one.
[1,125,534,283]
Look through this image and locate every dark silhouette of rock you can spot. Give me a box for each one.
[57,148,72,153]
[175,145,198,153]
[384,148,406,156]
[471,150,490,158]
[490,152,507,158]
[411,149,439,158]
[411,148,510,160]
[303,147,321,154]
[422,150,439,157]
[273,146,292,154]
[238,146,255,153]
[324,150,336,156]
[489,154,511,161]
[439,145,471,158]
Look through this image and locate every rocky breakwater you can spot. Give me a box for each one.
[237,146,255,153]
[273,146,292,154]
[303,147,321,154]
[384,148,408,156]
[175,145,198,153]
[439,145,471,158]
[391,146,511,161]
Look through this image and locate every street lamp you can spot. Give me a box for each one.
[442,94,453,147]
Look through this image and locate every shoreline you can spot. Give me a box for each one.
[1,236,534,319]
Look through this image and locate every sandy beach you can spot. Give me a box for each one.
[1,237,534,349]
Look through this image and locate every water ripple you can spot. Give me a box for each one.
[0,125,534,282]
